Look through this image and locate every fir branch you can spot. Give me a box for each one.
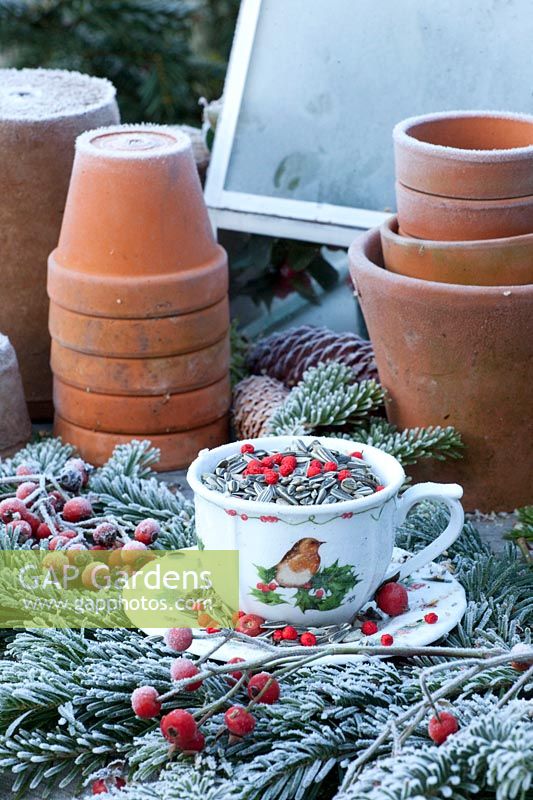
[268,363,384,435]
[91,441,160,486]
[351,419,464,465]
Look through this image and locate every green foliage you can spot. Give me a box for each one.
[294,561,360,613]
[0,0,236,124]
[230,319,251,388]
[268,362,464,468]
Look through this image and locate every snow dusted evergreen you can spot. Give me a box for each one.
[0,440,530,799]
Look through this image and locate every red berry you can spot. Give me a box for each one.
[351,451,364,459]
[48,490,65,511]
[164,627,193,652]
[49,535,69,550]
[160,708,198,746]
[315,589,324,599]
[280,456,297,476]
[206,627,221,634]
[170,658,203,690]
[247,672,280,704]
[16,463,37,477]
[122,540,148,564]
[268,582,277,591]
[244,460,265,476]
[281,625,298,641]
[323,461,337,472]
[428,711,459,745]
[93,523,118,548]
[375,485,385,492]
[271,453,283,465]
[184,732,205,752]
[261,456,275,468]
[226,656,246,683]
[224,705,256,736]
[241,443,255,454]
[35,522,52,540]
[375,582,409,616]
[424,612,439,624]
[134,518,160,545]
[361,620,378,635]
[226,509,237,516]
[131,686,161,719]
[337,469,352,481]
[510,643,533,672]
[381,633,394,646]
[235,613,265,637]
[0,498,29,523]
[300,632,317,647]
[307,466,322,478]
[92,779,108,795]
[6,520,33,542]
[16,481,38,501]
[264,469,279,485]
[62,497,93,523]
[273,630,283,642]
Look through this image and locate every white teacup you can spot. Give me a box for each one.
[187,436,464,627]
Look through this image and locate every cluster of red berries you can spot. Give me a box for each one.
[270,625,317,646]
[0,459,162,564]
[131,625,282,752]
[92,777,126,794]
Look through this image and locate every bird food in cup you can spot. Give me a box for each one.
[201,439,382,505]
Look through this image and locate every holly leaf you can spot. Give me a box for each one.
[294,560,360,613]
[256,564,277,583]
[249,588,286,605]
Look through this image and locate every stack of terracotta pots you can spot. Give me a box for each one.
[48,125,230,470]
[349,111,533,511]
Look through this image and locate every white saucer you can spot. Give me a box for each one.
[141,548,466,665]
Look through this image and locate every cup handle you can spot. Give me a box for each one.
[393,483,464,580]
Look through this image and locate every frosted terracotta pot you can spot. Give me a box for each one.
[54,415,229,471]
[50,335,230,396]
[394,110,533,200]
[0,69,119,418]
[380,216,533,286]
[48,298,229,358]
[348,228,533,512]
[53,375,231,434]
[48,125,228,318]
[396,182,533,241]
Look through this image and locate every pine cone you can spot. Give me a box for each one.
[232,376,290,439]
[246,325,378,387]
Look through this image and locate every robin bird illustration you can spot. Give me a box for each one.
[274,538,324,589]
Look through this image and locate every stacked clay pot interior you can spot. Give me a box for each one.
[48,125,230,470]
[384,110,533,285]
[349,111,533,512]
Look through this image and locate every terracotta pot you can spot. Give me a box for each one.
[396,182,533,241]
[54,415,229,471]
[50,335,230,396]
[348,227,533,512]
[381,216,533,286]
[48,298,229,358]
[0,69,119,418]
[53,374,231,434]
[394,110,533,200]
[48,125,227,318]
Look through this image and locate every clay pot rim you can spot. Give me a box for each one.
[396,181,533,208]
[349,228,533,295]
[393,110,533,162]
[76,123,191,160]
[382,214,533,252]
[0,68,116,123]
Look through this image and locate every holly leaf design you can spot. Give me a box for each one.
[294,561,360,613]
[256,564,277,583]
[249,588,286,605]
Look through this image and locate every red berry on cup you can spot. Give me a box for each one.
[307,466,322,478]
[351,451,364,459]
[272,630,283,642]
[315,588,324,599]
[264,469,279,485]
[131,686,161,719]
[375,582,409,616]
[323,461,337,472]
[337,469,352,481]
[279,625,297,641]
[247,672,280,704]
[241,443,255,454]
[428,711,459,745]
[424,612,439,624]
[235,613,265,637]
[224,705,256,737]
[361,620,378,636]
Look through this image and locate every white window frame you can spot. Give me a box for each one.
[204,0,389,246]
